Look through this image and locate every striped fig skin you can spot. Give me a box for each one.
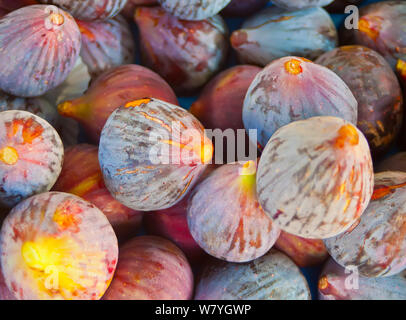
[0,265,15,300]
[275,231,328,267]
[158,0,232,20]
[257,116,374,239]
[243,57,358,148]
[135,7,229,94]
[0,192,118,300]
[188,161,280,262]
[319,259,406,300]
[39,0,127,21]
[53,144,143,242]
[221,0,269,17]
[77,15,135,78]
[272,0,333,10]
[195,249,311,300]
[103,236,193,300]
[376,152,406,173]
[57,64,178,143]
[230,7,337,67]
[0,5,81,97]
[316,46,403,156]
[0,111,64,208]
[325,171,406,278]
[99,98,213,211]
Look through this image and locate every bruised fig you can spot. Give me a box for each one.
[316,45,403,156]
[257,116,374,239]
[272,0,333,10]
[158,0,232,20]
[376,152,406,173]
[58,64,178,143]
[135,6,228,95]
[99,98,213,211]
[325,171,406,278]
[243,57,357,148]
[275,231,328,267]
[195,249,311,300]
[53,144,143,242]
[38,0,127,21]
[221,0,268,17]
[77,15,135,78]
[319,259,406,300]
[0,5,81,97]
[231,7,337,67]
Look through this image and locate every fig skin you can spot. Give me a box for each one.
[103,236,194,300]
[0,5,81,97]
[319,259,406,300]
[272,0,333,10]
[77,15,135,78]
[243,57,358,148]
[158,0,232,21]
[325,171,406,278]
[99,98,213,211]
[135,6,229,95]
[38,0,127,21]
[316,45,403,157]
[53,144,143,242]
[257,116,374,239]
[57,64,178,143]
[376,152,406,173]
[221,0,269,17]
[194,249,311,300]
[0,192,118,300]
[230,7,337,67]
[275,231,328,267]
[0,110,64,208]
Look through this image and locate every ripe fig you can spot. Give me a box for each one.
[158,0,232,20]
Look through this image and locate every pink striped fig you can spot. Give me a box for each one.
[77,15,135,78]
[57,64,178,143]
[0,5,81,97]
[0,192,118,300]
[195,249,311,300]
[103,236,193,300]
[0,110,64,208]
[257,116,374,239]
[135,6,228,94]
[325,171,406,278]
[158,0,232,20]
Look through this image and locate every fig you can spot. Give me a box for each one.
[0,5,81,97]
[272,0,333,10]
[257,116,374,239]
[0,110,64,208]
[38,0,127,21]
[243,57,358,148]
[77,15,135,78]
[319,259,406,300]
[188,161,280,262]
[99,98,213,211]
[158,0,232,20]
[376,152,406,173]
[135,6,228,95]
[53,144,143,242]
[0,192,118,300]
[230,7,337,67]
[221,0,268,17]
[103,236,193,300]
[58,64,178,143]
[316,45,403,156]
[275,231,328,267]
[195,249,311,300]
[325,171,406,278]
[190,65,261,163]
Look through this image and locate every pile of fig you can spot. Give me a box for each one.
[0,0,405,301]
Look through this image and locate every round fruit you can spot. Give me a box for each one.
[257,116,374,239]
[0,5,81,97]
[325,171,406,278]
[195,249,311,300]
[0,192,118,300]
[99,98,213,211]
[103,236,193,300]
[243,57,357,148]
[0,110,64,208]
[158,0,232,20]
